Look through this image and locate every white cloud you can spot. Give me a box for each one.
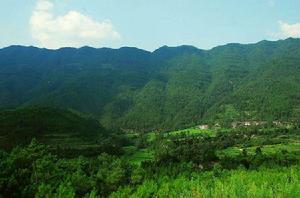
[30,0,121,49]
[278,21,300,38]
[35,0,53,11]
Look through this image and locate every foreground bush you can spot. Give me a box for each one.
[1,139,300,197]
[0,139,132,197]
[111,166,300,198]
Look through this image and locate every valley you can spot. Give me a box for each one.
[1,38,300,197]
[1,0,300,196]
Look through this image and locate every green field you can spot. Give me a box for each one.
[123,146,154,165]
[122,127,216,165]
[123,126,300,165]
[166,127,216,137]
[113,125,300,197]
[218,142,300,158]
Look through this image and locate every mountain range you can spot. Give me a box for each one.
[1,38,300,131]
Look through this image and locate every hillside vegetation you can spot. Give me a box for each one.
[0,107,124,156]
[1,38,300,196]
[1,39,300,131]
[1,123,300,197]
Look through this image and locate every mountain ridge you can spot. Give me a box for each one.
[2,37,298,52]
[1,38,300,131]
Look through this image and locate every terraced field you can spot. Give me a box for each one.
[123,146,154,165]
[123,125,300,166]
[166,127,216,137]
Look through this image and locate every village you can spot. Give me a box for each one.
[198,120,290,130]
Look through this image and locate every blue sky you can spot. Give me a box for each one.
[1,0,300,51]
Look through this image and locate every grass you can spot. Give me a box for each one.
[122,126,217,145]
[123,133,138,139]
[123,146,154,165]
[121,131,156,165]
[122,132,156,142]
[111,165,300,197]
[146,132,156,142]
[166,127,216,137]
[217,142,300,158]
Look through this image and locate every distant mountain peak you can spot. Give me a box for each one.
[152,45,202,58]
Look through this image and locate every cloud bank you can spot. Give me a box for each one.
[278,21,300,38]
[30,0,121,49]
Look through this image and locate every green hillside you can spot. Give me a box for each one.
[1,39,300,196]
[1,38,300,131]
[0,107,119,154]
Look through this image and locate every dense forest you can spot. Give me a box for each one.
[1,38,300,131]
[1,38,300,197]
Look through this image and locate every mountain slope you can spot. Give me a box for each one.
[0,107,109,149]
[0,38,300,131]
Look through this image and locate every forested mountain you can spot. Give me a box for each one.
[1,38,300,131]
[0,107,110,149]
